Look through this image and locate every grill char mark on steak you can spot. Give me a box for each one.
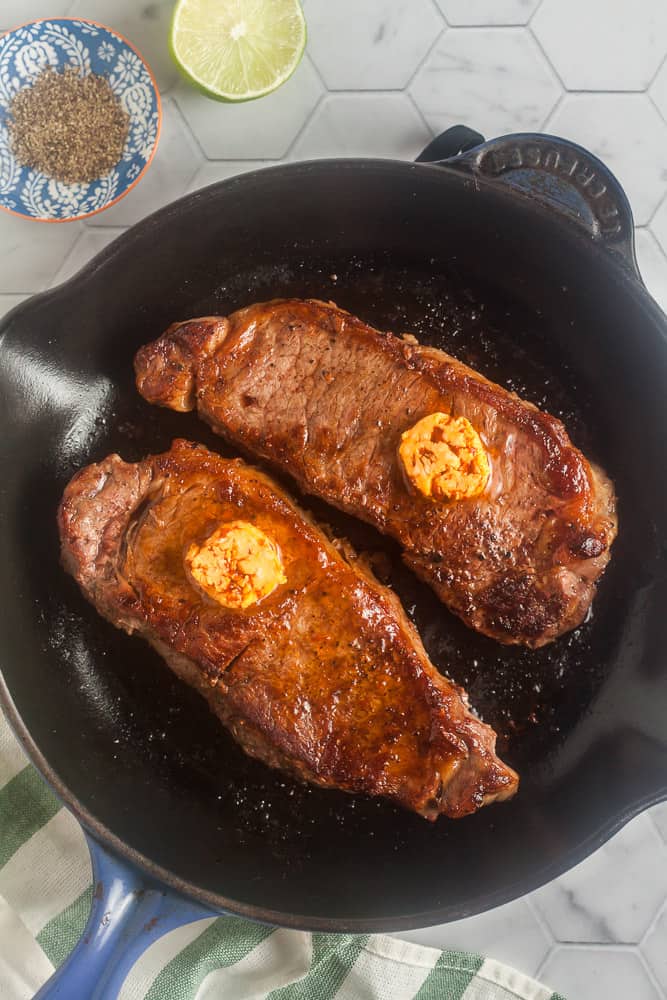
[59,440,518,820]
[134,299,617,648]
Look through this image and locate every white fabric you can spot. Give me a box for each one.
[0,894,55,1000]
[0,715,27,791]
[117,919,217,1000]
[196,928,312,1000]
[463,959,555,1000]
[333,936,438,999]
[0,809,91,936]
[362,935,443,969]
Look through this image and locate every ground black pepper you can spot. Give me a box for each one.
[8,66,129,184]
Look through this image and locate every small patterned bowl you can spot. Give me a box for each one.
[0,18,161,222]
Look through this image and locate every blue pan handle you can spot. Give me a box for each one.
[33,833,219,1000]
[417,125,640,277]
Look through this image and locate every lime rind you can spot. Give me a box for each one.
[170,0,307,103]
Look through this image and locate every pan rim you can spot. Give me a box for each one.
[1,155,664,345]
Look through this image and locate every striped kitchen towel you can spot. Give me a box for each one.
[0,710,565,1000]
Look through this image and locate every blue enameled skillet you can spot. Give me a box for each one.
[0,127,666,995]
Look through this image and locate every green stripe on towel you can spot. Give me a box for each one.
[145,915,273,1000]
[0,765,60,868]
[414,950,484,999]
[36,883,93,967]
[266,933,370,999]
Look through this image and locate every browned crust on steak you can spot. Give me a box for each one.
[58,440,518,820]
[135,300,617,647]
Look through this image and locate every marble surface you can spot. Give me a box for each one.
[1,3,667,999]
[410,27,561,136]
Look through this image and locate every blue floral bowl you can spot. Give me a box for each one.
[0,18,161,222]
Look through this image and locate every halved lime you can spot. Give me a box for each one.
[170,0,307,102]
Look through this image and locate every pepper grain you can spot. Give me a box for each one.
[8,67,129,184]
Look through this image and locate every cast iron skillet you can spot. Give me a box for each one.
[1,127,667,958]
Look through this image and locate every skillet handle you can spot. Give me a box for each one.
[417,126,640,276]
[33,833,218,1000]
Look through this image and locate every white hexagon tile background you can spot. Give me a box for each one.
[2,2,667,999]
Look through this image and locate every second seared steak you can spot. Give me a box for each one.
[135,300,617,647]
[59,440,518,820]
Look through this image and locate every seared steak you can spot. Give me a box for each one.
[135,300,617,648]
[58,440,518,820]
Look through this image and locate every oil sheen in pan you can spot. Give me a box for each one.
[47,251,628,862]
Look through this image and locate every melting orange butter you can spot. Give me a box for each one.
[398,412,489,501]
[185,521,286,609]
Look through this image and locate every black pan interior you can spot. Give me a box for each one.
[1,161,666,929]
